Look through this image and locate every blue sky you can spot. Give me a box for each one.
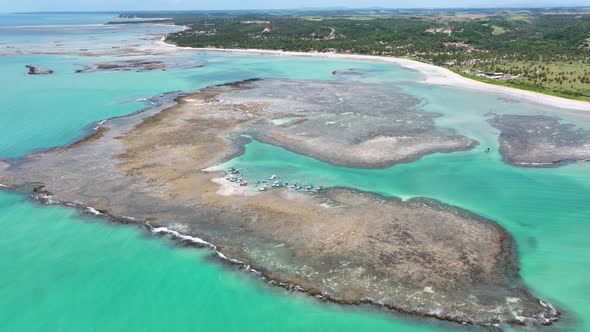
[3,0,589,12]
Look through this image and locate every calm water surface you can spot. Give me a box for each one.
[1,13,589,332]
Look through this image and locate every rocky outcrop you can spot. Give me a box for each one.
[25,65,53,75]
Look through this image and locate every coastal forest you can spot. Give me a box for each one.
[118,8,590,100]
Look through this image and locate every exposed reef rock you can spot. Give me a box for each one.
[331,68,377,76]
[0,80,558,327]
[25,65,53,75]
[75,58,205,73]
[488,114,590,167]
[75,60,166,73]
[224,79,477,168]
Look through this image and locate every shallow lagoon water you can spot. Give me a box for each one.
[0,13,121,26]
[0,51,403,158]
[0,192,459,332]
[1,14,589,332]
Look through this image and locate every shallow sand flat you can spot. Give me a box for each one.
[0,80,558,327]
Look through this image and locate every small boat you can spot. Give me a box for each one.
[290,184,296,189]
[227,166,240,174]
[270,175,277,180]
[317,185,324,191]
[259,186,267,191]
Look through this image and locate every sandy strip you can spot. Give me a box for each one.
[156,40,590,112]
[210,177,260,197]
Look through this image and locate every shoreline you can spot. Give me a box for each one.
[158,39,590,112]
[0,77,561,327]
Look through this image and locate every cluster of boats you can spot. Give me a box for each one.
[224,168,324,192]
[225,175,249,186]
[225,167,248,186]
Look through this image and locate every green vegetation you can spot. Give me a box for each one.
[118,8,590,100]
[458,61,590,100]
[457,70,590,102]
[487,24,506,35]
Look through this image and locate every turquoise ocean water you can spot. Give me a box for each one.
[1,14,589,331]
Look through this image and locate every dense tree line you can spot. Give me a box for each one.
[117,10,590,99]
[157,12,589,61]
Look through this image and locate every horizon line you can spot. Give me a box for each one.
[8,5,590,14]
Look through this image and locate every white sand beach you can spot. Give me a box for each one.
[157,39,590,112]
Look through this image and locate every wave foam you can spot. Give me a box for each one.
[152,226,215,247]
[151,226,244,265]
[26,193,315,303]
[85,207,101,215]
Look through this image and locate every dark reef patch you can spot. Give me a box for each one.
[75,58,205,73]
[25,65,53,75]
[488,114,590,167]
